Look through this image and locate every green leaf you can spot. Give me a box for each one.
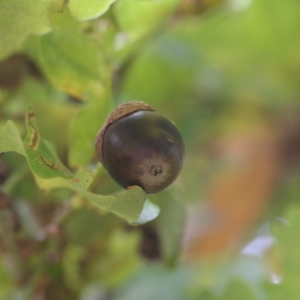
[0,263,14,299]
[25,109,147,222]
[68,92,112,167]
[76,186,147,223]
[30,12,104,98]
[24,109,147,222]
[152,190,186,264]
[0,0,59,60]
[66,171,146,222]
[113,263,195,300]
[267,205,300,297]
[24,110,73,179]
[1,111,148,223]
[114,0,179,40]
[222,279,255,300]
[68,0,117,21]
[0,121,26,156]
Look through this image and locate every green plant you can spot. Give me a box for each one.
[1,0,300,299]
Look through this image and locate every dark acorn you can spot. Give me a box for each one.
[94,101,184,194]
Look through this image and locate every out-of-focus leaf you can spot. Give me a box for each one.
[0,263,14,299]
[266,205,300,298]
[222,278,255,300]
[68,92,112,167]
[62,245,86,291]
[0,121,26,156]
[0,0,58,60]
[277,172,300,209]
[112,263,195,300]
[186,0,300,104]
[151,190,186,264]
[198,291,218,300]
[0,263,15,299]
[29,13,104,98]
[191,255,268,300]
[68,0,117,21]
[3,79,77,156]
[91,229,142,287]
[80,284,108,300]
[114,0,179,40]
[12,199,41,236]
[65,208,119,246]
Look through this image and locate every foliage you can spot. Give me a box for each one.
[0,0,300,299]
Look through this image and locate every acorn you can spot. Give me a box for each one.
[94,101,184,194]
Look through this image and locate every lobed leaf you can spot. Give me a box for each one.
[0,111,152,224]
[75,186,147,223]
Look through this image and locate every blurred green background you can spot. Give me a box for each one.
[0,0,300,299]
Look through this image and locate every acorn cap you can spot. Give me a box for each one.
[94,101,155,164]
